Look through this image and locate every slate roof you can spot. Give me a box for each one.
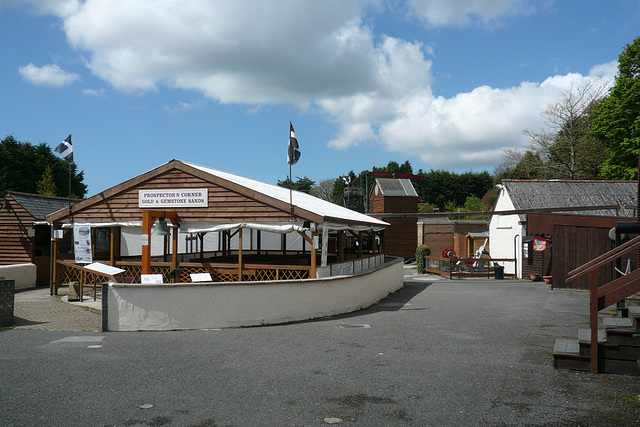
[3,191,80,220]
[502,180,637,220]
[374,178,418,197]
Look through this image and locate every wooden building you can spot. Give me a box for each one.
[45,160,388,290]
[490,179,637,278]
[417,217,488,258]
[369,178,419,260]
[0,191,79,285]
[526,213,637,290]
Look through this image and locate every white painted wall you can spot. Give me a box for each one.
[107,257,404,331]
[489,186,524,277]
[0,263,37,290]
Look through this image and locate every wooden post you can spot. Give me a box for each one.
[257,230,262,255]
[109,227,116,266]
[141,210,178,275]
[141,210,153,275]
[373,230,378,254]
[172,224,178,273]
[590,270,599,374]
[238,228,243,281]
[52,238,59,295]
[358,231,363,259]
[310,231,317,278]
[338,230,344,262]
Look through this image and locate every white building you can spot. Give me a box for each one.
[489,180,636,278]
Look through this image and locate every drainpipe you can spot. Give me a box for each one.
[49,222,54,295]
[513,234,519,279]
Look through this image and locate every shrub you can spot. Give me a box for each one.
[415,245,431,274]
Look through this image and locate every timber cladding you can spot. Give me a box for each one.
[383,217,417,260]
[51,169,296,224]
[419,221,488,258]
[370,194,417,213]
[0,194,34,265]
[552,225,635,290]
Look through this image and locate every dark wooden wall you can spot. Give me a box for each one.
[370,194,418,259]
[384,217,418,259]
[0,195,34,265]
[551,225,635,290]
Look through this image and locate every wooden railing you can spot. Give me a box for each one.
[565,234,640,374]
[424,256,515,279]
[55,260,311,295]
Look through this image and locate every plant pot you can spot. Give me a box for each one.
[543,276,552,284]
[530,274,540,281]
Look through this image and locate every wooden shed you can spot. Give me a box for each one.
[0,191,79,285]
[45,160,388,291]
[369,178,418,260]
[526,213,637,289]
[417,217,488,258]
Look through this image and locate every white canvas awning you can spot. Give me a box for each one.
[181,222,307,234]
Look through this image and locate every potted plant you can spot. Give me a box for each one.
[543,276,552,285]
[530,272,541,281]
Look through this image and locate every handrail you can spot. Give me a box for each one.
[565,234,640,283]
[564,234,640,374]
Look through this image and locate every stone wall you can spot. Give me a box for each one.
[0,279,15,327]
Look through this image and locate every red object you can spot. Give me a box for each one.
[369,172,423,180]
[442,249,456,258]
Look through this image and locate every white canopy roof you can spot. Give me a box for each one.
[183,160,388,227]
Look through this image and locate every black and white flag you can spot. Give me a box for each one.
[55,134,73,164]
[287,122,301,166]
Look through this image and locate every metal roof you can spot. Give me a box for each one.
[374,178,418,197]
[502,180,637,220]
[3,191,78,220]
[184,161,389,227]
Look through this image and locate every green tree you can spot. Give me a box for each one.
[592,36,640,179]
[495,151,547,180]
[0,135,87,197]
[416,169,493,211]
[463,195,487,212]
[277,176,315,194]
[36,165,58,196]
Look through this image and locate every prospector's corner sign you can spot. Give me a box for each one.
[138,189,208,208]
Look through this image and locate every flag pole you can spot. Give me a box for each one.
[289,121,294,220]
[289,162,293,220]
[68,163,72,221]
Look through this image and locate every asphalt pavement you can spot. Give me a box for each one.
[2,270,640,426]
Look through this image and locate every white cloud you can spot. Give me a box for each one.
[28,0,612,172]
[82,88,105,96]
[19,63,80,87]
[406,0,537,27]
[589,60,618,80]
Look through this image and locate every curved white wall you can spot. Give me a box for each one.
[107,257,404,331]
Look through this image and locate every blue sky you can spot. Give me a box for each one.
[1,0,639,196]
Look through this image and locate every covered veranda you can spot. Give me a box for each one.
[46,160,388,294]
